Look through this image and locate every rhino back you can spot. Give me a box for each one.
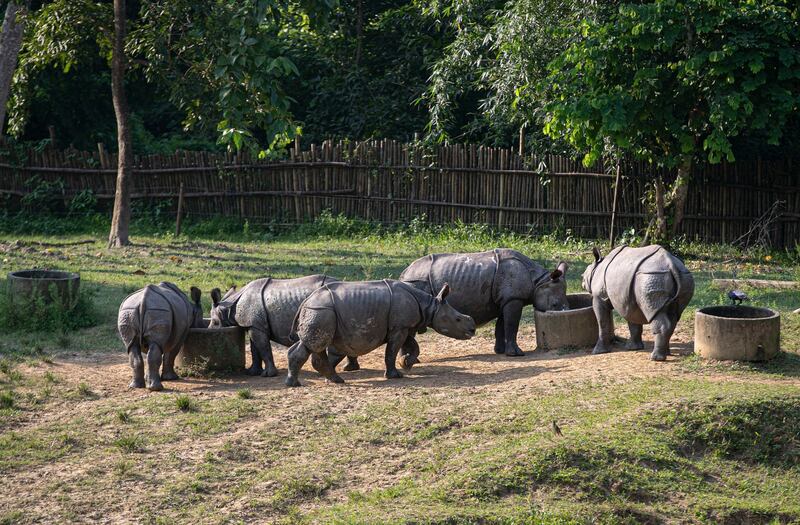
[264,275,335,344]
[429,251,502,325]
[316,281,392,355]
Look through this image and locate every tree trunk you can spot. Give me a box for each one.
[0,0,28,137]
[670,158,691,237]
[654,176,667,241]
[108,0,133,248]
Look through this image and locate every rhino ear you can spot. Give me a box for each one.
[557,261,568,275]
[550,269,563,281]
[592,247,602,262]
[223,285,236,299]
[190,287,201,305]
[210,288,222,306]
[435,282,451,301]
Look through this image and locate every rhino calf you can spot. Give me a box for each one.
[209,275,359,377]
[400,249,568,357]
[286,280,475,387]
[582,245,694,361]
[117,282,204,391]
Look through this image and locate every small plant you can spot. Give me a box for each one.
[113,459,134,477]
[0,359,11,376]
[175,394,198,412]
[114,434,144,453]
[43,371,58,384]
[116,410,132,423]
[0,391,14,409]
[76,382,93,397]
[236,388,253,399]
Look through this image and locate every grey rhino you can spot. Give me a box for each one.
[117,282,204,391]
[582,245,694,361]
[399,249,568,357]
[209,275,359,377]
[285,280,476,387]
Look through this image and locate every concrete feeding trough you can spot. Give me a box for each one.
[176,319,246,374]
[7,269,80,309]
[695,306,780,361]
[534,293,598,351]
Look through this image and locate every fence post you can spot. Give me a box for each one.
[97,143,108,169]
[609,161,621,246]
[175,182,184,236]
[518,127,525,156]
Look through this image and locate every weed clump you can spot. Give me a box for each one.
[114,435,144,453]
[175,395,198,412]
[0,391,14,409]
[236,388,253,400]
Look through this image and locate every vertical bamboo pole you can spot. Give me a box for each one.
[175,181,184,236]
[609,161,621,246]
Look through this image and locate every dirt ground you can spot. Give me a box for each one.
[3,321,799,524]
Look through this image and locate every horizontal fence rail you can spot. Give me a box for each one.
[0,139,797,246]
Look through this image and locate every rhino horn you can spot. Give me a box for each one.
[592,247,602,262]
[210,288,222,306]
[435,282,451,301]
[190,286,201,305]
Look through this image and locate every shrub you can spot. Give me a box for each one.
[175,395,198,412]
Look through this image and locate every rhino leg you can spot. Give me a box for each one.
[400,336,420,370]
[625,323,645,350]
[160,345,180,381]
[146,343,164,392]
[286,341,310,387]
[384,329,410,379]
[592,296,615,355]
[128,342,145,389]
[250,329,278,377]
[493,315,505,354]
[501,300,525,357]
[650,308,677,361]
[312,352,344,384]
[246,336,263,376]
[343,356,361,372]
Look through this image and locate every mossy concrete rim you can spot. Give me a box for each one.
[534,293,597,351]
[7,269,81,309]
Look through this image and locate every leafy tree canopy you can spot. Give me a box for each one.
[541,0,800,168]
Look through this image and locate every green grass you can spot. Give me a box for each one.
[0,216,798,523]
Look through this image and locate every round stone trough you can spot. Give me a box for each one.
[695,305,780,361]
[7,269,80,309]
[534,293,598,351]
[176,319,246,374]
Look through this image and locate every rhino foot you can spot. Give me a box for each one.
[261,367,278,378]
[129,379,145,389]
[385,369,404,379]
[342,361,360,372]
[161,371,179,381]
[493,344,506,355]
[650,350,667,361]
[285,377,302,387]
[147,382,164,392]
[624,341,645,351]
[400,355,419,371]
[504,346,525,357]
[246,365,263,376]
[326,374,345,384]
[592,343,612,355]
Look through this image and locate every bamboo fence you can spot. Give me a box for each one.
[0,139,797,246]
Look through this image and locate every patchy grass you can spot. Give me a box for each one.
[0,220,798,523]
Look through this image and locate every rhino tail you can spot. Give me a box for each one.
[138,285,152,350]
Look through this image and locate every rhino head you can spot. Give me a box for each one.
[533,262,569,311]
[189,286,205,328]
[430,283,477,340]
[209,286,237,328]
[581,248,603,293]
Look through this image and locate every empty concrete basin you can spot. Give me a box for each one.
[695,305,780,361]
[534,293,598,351]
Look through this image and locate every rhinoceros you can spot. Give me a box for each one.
[117,282,204,391]
[285,280,476,387]
[399,249,568,357]
[582,245,694,361]
[209,275,359,377]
